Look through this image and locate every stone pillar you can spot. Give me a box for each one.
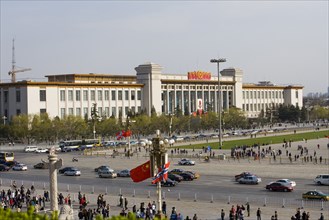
[46,148,63,212]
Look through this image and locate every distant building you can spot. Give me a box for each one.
[0,62,303,120]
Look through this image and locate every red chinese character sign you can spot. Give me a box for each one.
[187,71,211,80]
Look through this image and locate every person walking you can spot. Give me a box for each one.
[256,208,261,220]
[246,202,250,217]
[220,209,225,220]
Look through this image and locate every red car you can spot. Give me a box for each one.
[266,182,293,192]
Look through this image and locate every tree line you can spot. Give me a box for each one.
[0,104,327,145]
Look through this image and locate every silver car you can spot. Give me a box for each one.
[64,168,81,176]
[238,175,261,184]
[99,170,117,178]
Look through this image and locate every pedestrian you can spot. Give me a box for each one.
[162,201,167,215]
[124,197,128,210]
[318,213,324,220]
[221,209,225,220]
[192,213,198,220]
[274,210,278,220]
[246,202,250,217]
[119,195,123,208]
[256,208,261,220]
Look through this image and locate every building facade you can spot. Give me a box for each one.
[0,62,303,121]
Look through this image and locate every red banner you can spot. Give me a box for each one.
[188,71,211,80]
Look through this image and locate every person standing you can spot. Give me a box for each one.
[319,213,324,220]
[162,201,167,215]
[220,209,225,220]
[246,202,250,217]
[256,208,261,220]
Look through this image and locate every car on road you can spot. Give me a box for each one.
[12,163,28,171]
[169,168,185,175]
[33,162,47,169]
[178,158,195,166]
[265,182,293,192]
[235,172,255,181]
[168,173,183,182]
[161,178,176,187]
[117,169,130,177]
[178,172,194,181]
[24,146,38,152]
[35,148,48,153]
[0,164,10,171]
[99,170,117,178]
[59,167,76,174]
[64,168,81,176]
[314,174,329,185]
[275,179,296,187]
[237,175,261,184]
[185,170,200,179]
[94,165,114,173]
[302,190,329,201]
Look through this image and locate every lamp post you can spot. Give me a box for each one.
[210,58,226,147]
[2,116,7,125]
[150,130,168,218]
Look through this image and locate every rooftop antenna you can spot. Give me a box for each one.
[8,38,31,83]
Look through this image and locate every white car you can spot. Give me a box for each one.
[24,146,38,152]
[64,168,81,176]
[178,158,195,166]
[35,148,48,153]
[99,171,117,178]
[238,175,261,184]
[314,174,329,185]
[275,179,296,187]
[13,163,28,171]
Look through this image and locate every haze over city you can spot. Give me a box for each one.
[0,1,328,95]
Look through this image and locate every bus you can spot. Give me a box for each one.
[0,152,15,162]
[80,139,102,150]
[59,140,82,152]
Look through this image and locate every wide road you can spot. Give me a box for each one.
[1,145,328,206]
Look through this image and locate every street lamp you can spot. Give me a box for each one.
[2,116,7,125]
[210,58,226,148]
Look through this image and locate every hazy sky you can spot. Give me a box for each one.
[1,1,328,94]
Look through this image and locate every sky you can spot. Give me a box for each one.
[0,1,328,95]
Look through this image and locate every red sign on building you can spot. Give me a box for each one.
[187,71,211,80]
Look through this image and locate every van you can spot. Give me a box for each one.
[24,146,38,152]
[314,174,329,185]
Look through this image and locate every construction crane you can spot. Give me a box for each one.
[8,38,31,83]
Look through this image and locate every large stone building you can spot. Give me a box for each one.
[0,62,303,121]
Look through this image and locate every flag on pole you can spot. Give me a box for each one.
[124,129,132,137]
[130,160,151,183]
[151,162,170,184]
[116,130,126,140]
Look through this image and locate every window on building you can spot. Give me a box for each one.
[76,91,81,101]
[254,91,257,99]
[269,91,271,99]
[98,90,102,101]
[4,91,8,103]
[68,90,73,101]
[83,90,88,101]
[250,104,253,111]
[125,107,129,116]
[272,91,274,99]
[242,91,245,99]
[138,106,141,113]
[98,107,102,116]
[254,104,257,111]
[40,109,46,114]
[132,106,136,114]
[111,107,116,116]
[246,104,249,111]
[76,108,81,116]
[242,104,245,111]
[275,91,278,99]
[118,91,122,100]
[105,107,109,117]
[265,91,268,99]
[105,91,109,100]
[16,109,21,115]
[68,108,74,115]
[261,91,264,99]
[40,90,46,101]
[91,90,95,101]
[246,91,249,99]
[111,91,116,100]
[60,90,65,101]
[83,107,88,118]
[131,91,135,100]
[137,91,141,100]
[60,108,66,118]
[250,91,253,99]
[258,91,260,99]
[295,91,298,98]
[118,107,123,115]
[258,104,261,111]
[16,90,21,102]
[125,91,129,100]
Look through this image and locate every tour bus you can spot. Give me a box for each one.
[0,152,15,162]
[59,140,82,152]
[79,139,101,150]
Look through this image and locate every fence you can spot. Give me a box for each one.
[0,178,327,211]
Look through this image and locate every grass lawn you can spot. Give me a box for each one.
[178,130,329,150]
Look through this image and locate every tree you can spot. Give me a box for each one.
[223,107,248,129]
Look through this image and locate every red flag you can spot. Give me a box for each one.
[130,160,151,183]
[151,162,170,184]
[124,130,132,137]
[116,130,126,140]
